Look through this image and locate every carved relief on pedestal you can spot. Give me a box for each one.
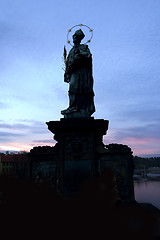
[65,136,89,160]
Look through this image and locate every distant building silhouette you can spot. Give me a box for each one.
[0,153,29,177]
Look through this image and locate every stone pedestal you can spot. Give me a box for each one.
[28,146,58,189]
[46,118,109,196]
[29,119,135,202]
[98,144,135,201]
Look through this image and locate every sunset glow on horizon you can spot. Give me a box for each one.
[0,0,160,156]
[1,134,159,156]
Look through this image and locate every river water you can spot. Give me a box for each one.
[134,179,160,209]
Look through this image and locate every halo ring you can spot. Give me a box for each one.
[67,24,93,46]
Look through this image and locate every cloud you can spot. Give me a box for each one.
[32,139,55,144]
[0,131,25,143]
[0,120,48,134]
[104,123,160,155]
[119,107,160,123]
[0,120,51,148]
[0,102,10,109]
[117,124,160,140]
[105,122,160,144]
[0,118,57,148]
[0,132,24,137]
[0,123,30,130]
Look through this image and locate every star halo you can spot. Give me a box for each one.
[67,24,93,46]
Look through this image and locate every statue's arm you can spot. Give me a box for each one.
[79,45,92,58]
[64,71,70,83]
[63,45,92,82]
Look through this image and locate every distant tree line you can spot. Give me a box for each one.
[133,156,160,168]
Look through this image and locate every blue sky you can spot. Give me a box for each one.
[0,0,160,155]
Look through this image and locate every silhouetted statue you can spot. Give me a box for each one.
[61,29,95,118]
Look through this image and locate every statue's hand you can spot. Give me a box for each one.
[74,53,81,60]
[64,73,70,83]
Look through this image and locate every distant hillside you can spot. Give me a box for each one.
[134,156,160,168]
[0,150,18,154]
[0,150,28,155]
[138,154,160,158]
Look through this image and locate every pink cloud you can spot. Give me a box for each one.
[1,133,159,157]
[104,134,160,156]
[0,143,31,152]
[120,137,160,155]
[0,140,55,152]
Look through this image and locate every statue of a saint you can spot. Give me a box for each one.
[61,29,95,118]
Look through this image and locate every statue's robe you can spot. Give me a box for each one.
[65,44,95,115]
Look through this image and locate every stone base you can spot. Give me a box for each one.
[98,144,135,201]
[46,118,109,195]
[29,119,135,202]
[28,146,58,190]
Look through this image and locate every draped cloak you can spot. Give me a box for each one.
[65,44,95,115]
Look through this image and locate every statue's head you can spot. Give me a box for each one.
[73,29,85,45]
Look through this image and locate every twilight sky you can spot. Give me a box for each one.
[0,0,160,156]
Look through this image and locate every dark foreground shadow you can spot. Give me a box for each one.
[0,169,159,240]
